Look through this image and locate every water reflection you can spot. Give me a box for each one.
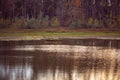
[10,45,120,60]
[0,56,33,80]
[0,39,120,80]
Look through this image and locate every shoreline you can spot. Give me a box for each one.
[0,36,120,41]
[0,29,119,41]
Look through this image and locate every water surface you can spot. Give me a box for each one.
[0,39,120,80]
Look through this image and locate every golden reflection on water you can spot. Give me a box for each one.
[0,44,120,80]
[13,45,120,59]
[36,66,120,80]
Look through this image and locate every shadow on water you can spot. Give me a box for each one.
[0,39,120,80]
[0,39,120,48]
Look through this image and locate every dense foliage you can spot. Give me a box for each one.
[0,0,119,28]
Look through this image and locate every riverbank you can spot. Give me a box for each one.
[0,36,120,41]
[0,28,120,41]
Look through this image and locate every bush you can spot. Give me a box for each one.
[0,18,4,28]
[11,17,42,29]
[79,18,88,28]
[27,18,36,29]
[51,16,60,27]
[85,18,101,28]
[110,20,117,28]
[0,19,12,28]
[11,18,27,29]
[117,17,120,28]
[35,19,42,28]
[87,18,93,28]
[93,19,100,28]
[41,16,49,27]
[104,18,118,28]
[70,19,82,29]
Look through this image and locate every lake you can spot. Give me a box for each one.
[0,38,120,80]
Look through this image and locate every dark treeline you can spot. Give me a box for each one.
[0,0,120,29]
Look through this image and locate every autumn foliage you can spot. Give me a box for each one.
[0,0,119,29]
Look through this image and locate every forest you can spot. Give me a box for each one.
[0,0,120,29]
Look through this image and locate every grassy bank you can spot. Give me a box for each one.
[0,28,120,37]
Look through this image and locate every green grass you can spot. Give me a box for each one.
[0,31,119,37]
